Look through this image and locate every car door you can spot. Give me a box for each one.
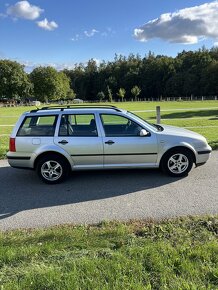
[100,114,158,168]
[54,113,104,169]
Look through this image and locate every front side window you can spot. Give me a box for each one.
[59,114,98,137]
[17,115,57,136]
[101,114,142,137]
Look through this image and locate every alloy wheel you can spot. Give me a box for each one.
[41,160,63,181]
[167,153,189,174]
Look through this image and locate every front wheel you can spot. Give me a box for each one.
[36,154,69,184]
[161,149,194,177]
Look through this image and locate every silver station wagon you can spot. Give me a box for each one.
[7,105,212,184]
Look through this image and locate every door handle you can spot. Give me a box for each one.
[58,140,68,145]
[105,140,115,145]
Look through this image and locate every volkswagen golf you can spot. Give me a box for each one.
[7,105,212,184]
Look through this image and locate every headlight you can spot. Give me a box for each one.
[192,139,207,148]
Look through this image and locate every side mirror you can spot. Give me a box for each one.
[139,129,149,137]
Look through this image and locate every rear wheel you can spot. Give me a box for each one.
[36,154,69,184]
[161,148,194,177]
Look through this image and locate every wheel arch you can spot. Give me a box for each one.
[159,145,196,168]
[34,151,71,170]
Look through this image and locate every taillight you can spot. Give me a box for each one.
[9,138,16,152]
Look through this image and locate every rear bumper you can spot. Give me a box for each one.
[7,152,36,169]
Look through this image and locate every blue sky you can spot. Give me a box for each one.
[0,0,218,70]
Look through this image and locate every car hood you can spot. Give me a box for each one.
[159,124,206,141]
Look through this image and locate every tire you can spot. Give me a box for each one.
[161,148,194,177]
[36,154,70,184]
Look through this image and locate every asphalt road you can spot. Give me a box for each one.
[0,152,218,231]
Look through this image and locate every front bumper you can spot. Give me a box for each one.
[196,146,212,165]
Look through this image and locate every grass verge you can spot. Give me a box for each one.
[0,216,218,289]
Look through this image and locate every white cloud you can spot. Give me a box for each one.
[71,29,98,41]
[71,34,80,41]
[71,28,115,41]
[20,60,76,72]
[92,58,101,66]
[5,57,102,72]
[214,42,218,46]
[37,18,58,31]
[6,1,58,31]
[84,29,99,37]
[101,27,115,37]
[134,1,218,44]
[7,1,43,20]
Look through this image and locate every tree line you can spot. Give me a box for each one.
[0,46,218,103]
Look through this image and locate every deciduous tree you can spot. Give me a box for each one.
[97,91,105,102]
[131,86,141,101]
[30,67,72,102]
[117,88,126,102]
[0,60,32,100]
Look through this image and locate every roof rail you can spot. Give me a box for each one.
[30,104,122,113]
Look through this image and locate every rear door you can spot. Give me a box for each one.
[100,114,158,168]
[54,113,104,169]
[15,114,58,155]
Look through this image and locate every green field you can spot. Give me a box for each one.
[0,101,218,158]
[0,216,217,289]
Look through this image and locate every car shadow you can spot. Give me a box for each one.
[0,164,180,220]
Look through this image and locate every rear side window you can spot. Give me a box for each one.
[17,115,57,136]
[59,114,98,137]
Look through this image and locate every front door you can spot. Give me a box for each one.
[100,114,158,168]
[54,113,104,169]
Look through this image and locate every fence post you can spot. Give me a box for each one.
[156,106,161,124]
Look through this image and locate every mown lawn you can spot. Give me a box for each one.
[0,101,218,158]
[0,216,217,289]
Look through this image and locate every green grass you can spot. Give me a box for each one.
[0,216,217,289]
[0,101,218,158]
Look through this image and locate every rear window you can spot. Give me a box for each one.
[17,115,57,136]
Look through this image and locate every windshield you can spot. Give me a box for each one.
[127,111,163,132]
